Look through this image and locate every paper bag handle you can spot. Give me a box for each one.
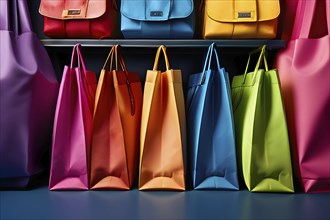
[200,43,222,85]
[153,45,170,71]
[102,45,126,71]
[70,44,87,74]
[114,45,128,72]
[101,45,136,116]
[242,45,268,85]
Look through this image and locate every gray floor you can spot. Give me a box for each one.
[1,186,330,220]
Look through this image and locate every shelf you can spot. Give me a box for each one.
[41,39,286,49]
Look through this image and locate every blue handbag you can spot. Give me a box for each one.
[186,43,239,190]
[120,0,194,39]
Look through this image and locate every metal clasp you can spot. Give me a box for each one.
[62,9,81,17]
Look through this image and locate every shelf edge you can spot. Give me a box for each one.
[41,39,286,49]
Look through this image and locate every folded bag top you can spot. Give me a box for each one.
[120,0,194,38]
[203,0,280,39]
[206,0,279,23]
[39,0,106,20]
[121,0,193,21]
[39,0,118,38]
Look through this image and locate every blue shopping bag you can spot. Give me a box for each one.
[186,43,239,190]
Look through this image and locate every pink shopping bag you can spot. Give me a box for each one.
[49,44,97,190]
[274,0,330,193]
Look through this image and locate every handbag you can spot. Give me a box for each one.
[39,0,119,38]
[49,44,97,190]
[0,0,59,189]
[120,0,194,39]
[202,0,280,39]
[139,46,187,190]
[274,0,330,193]
[186,43,239,190]
[90,45,142,190]
[231,46,294,192]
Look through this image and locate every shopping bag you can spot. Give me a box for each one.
[274,0,330,193]
[186,43,239,190]
[0,0,59,188]
[90,45,142,190]
[49,44,97,190]
[139,45,186,190]
[232,46,294,192]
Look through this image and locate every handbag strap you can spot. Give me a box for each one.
[325,0,330,35]
[291,0,329,39]
[242,45,268,85]
[17,0,32,34]
[0,0,32,34]
[302,0,329,37]
[292,0,317,39]
[153,45,170,71]
[114,45,136,116]
[0,0,9,30]
[279,0,299,40]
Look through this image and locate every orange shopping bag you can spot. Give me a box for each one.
[90,45,142,190]
[139,45,187,190]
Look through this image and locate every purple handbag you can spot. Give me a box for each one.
[0,0,59,188]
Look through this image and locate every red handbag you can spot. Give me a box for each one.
[39,0,119,38]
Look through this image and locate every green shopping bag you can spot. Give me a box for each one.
[232,45,294,192]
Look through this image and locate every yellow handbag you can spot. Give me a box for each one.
[139,45,187,191]
[203,0,280,39]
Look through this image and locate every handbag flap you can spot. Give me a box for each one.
[121,0,193,21]
[39,0,106,20]
[206,0,280,23]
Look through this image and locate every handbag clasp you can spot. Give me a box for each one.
[238,12,252,18]
[62,9,81,17]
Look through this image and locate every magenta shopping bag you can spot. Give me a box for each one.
[49,44,97,190]
[0,0,59,188]
[274,0,330,193]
